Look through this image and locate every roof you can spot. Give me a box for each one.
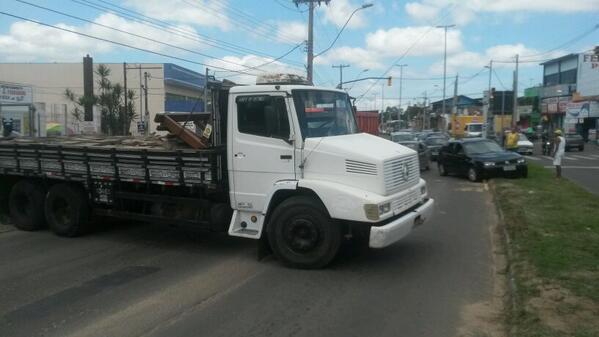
[229,85,345,94]
[540,53,578,66]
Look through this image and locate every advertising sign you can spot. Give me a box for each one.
[0,83,33,105]
[566,101,599,119]
[577,50,599,97]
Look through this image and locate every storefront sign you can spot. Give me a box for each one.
[566,101,599,118]
[577,50,599,97]
[0,83,33,105]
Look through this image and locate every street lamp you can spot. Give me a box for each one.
[314,3,374,58]
[347,69,369,91]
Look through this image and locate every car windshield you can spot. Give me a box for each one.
[391,133,416,142]
[518,134,529,141]
[566,133,582,139]
[292,90,358,139]
[464,141,504,155]
[426,137,446,145]
[399,142,418,150]
[468,124,483,132]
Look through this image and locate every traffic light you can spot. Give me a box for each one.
[387,76,392,86]
[490,87,495,99]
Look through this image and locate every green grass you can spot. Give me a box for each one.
[494,163,599,336]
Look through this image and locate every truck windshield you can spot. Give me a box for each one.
[292,90,359,139]
[468,124,483,132]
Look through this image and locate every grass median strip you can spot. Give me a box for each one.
[493,163,599,336]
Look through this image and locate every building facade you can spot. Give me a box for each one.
[0,59,211,136]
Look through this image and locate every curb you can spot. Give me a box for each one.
[487,180,519,337]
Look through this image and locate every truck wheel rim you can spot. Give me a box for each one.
[283,219,321,253]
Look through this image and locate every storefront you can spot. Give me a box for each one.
[540,96,571,131]
[565,101,599,141]
[0,82,34,137]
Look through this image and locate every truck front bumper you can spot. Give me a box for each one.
[369,198,435,248]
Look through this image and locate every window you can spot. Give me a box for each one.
[292,90,358,139]
[236,95,290,139]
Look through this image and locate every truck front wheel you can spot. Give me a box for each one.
[267,196,341,269]
[45,184,90,237]
[9,180,46,231]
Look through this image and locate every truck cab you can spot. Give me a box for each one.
[465,123,484,138]
[226,76,434,268]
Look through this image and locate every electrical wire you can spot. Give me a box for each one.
[273,0,308,12]
[69,0,305,68]
[15,0,270,73]
[214,41,305,75]
[0,11,261,76]
[492,69,508,90]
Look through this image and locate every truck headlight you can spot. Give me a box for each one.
[484,162,495,167]
[379,202,391,215]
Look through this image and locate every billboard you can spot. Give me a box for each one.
[566,101,599,119]
[0,82,33,105]
[577,50,599,97]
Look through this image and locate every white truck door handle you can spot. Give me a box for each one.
[234,152,246,158]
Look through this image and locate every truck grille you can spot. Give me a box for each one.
[345,159,377,175]
[383,155,419,195]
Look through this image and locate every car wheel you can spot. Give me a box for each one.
[467,167,480,182]
[438,163,448,176]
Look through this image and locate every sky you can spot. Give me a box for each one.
[0,0,598,110]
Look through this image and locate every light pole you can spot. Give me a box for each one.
[485,61,493,137]
[436,24,455,118]
[347,69,369,91]
[296,1,373,83]
[395,64,407,120]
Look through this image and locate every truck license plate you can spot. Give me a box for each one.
[504,165,516,171]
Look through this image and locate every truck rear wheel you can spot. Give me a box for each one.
[9,180,46,231]
[45,183,90,237]
[267,196,341,269]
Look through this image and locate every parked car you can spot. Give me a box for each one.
[425,136,449,161]
[565,133,584,151]
[516,133,533,155]
[437,138,528,182]
[391,131,417,142]
[396,141,430,171]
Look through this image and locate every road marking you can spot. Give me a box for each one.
[564,156,578,161]
[589,154,599,159]
[571,155,590,159]
[542,155,553,160]
[524,156,540,161]
[543,166,599,169]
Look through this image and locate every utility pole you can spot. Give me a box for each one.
[294,0,330,84]
[204,67,209,113]
[437,24,455,118]
[143,71,149,136]
[332,64,350,89]
[395,64,407,121]
[484,60,493,137]
[422,91,428,130]
[381,82,385,114]
[452,74,458,115]
[123,62,128,136]
[512,54,519,128]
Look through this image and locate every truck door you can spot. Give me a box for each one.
[230,94,295,213]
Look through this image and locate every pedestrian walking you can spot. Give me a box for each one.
[506,128,519,152]
[553,129,565,178]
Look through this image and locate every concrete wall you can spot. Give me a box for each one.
[0,62,166,134]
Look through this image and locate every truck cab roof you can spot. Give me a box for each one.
[229,84,347,95]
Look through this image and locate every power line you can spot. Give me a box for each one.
[519,23,599,60]
[214,42,305,75]
[15,0,268,73]
[273,0,308,12]
[69,0,305,68]
[492,69,508,90]
[0,11,260,76]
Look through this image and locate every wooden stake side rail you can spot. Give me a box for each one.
[0,142,226,189]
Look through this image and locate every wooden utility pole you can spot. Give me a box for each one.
[294,0,330,84]
[332,64,350,89]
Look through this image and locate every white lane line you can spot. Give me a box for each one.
[571,155,592,160]
[588,154,599,159]
[542,155,554,160]
[543,166,599,169]
[564,156,578,161]
[525,156,541,161]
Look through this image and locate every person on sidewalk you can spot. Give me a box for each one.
[553,129,566,178]
[506,128,519,152]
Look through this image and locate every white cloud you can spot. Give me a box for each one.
[366,26,463,57]
[314,46,385,70]
[405,0,599,24]
[0,21,111,62]
[276,21,307,44]
[208,55,304,85]
[0,14,206,62]
[124,0,231,31]
[319,0,369,29]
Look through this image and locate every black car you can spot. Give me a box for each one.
[565,133,584,151]
[425,136,449,161]
[397,141,430,171]
[437,139,527,182]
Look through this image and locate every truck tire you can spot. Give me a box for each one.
[8,180,46,231]
[45,183,90,237]
[267,196,341,269]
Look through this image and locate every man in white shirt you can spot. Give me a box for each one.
[553,129,565,178]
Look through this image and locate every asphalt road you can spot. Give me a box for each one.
[526,142,599,195]
[0,169,498,337]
